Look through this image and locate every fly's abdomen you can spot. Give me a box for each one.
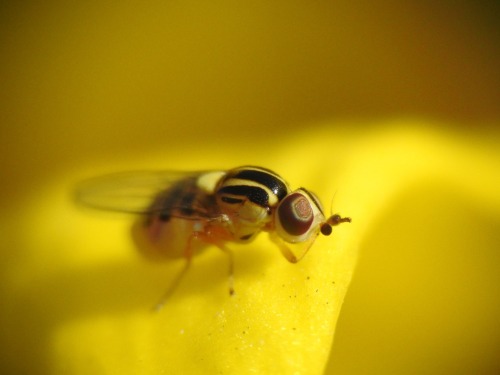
[135,177,217,259]
[148,177,214,222]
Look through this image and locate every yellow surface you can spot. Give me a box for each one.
[2,125,499,374]
[1,132,357,375]
[1,1,499,374]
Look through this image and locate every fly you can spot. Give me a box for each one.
[75,166,351,309]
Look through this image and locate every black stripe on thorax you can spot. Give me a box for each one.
[217,185,269,207]
[232,168,288,201]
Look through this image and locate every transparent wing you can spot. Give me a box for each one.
[74,170,211,216]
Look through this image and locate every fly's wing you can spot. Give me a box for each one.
[74,170,215,218]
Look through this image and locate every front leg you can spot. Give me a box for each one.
[194,225,236,296]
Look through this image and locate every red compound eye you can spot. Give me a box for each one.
[277,193,314,236]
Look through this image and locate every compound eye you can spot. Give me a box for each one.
[277,193,314,237]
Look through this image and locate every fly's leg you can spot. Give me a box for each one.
[196,222,236,296]
[214,243,235,296]
[152,234,196,312]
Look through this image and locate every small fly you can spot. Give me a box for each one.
[76,166,351,309]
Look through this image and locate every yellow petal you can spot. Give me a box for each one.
[326,124,500,374]
[0,128,358,374]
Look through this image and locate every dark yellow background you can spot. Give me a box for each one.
[2,1,498,198]
[1,1,499,374]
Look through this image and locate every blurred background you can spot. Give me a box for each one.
[1,0,499,374]
[1,0,498,198]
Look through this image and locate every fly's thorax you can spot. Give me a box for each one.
[216,166,290,205]
[196,170,227,193]
[273,188,327,243]
[213,166,291,242]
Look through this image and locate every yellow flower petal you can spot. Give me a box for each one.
[1,129,357,374]
[326,124,500,374]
